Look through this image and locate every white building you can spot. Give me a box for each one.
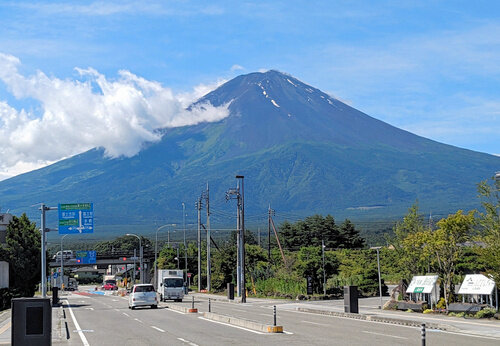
[0,213,13,244]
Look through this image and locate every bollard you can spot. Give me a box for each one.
[192,296,195,309]
[273,305,277,326]
[421,323,426,346]
[208,298,211,313]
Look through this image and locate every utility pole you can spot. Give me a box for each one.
[206,183,211,292]
[182,202,187,273]
[197,197,202,292]
[236,175,246,303]
[268,205,273,263]
[226,177,246,302]
[236,182,241,298]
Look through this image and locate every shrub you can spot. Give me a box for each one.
[475,308,496,319]
[406,309,413,313]
[423,309,433,314]
[436,298,446,310]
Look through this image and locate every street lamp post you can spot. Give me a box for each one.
[322,239,326,295]
[126,234,143,284]
[60,234,69,289]
[155,224,175,289]
[371,246,383,309]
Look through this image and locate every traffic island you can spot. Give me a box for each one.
[202,312,284,333]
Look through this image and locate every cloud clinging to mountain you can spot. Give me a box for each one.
[0,53,229,180]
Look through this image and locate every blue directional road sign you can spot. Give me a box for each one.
[58,203,94,234]
[75,250,97,264]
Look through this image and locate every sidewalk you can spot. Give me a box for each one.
[190,292,500,338]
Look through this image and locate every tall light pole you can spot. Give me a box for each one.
[371,246,383,309]
[155,224,172,289]
[60,234,69,289]
[322,239,326,295]
[126,234,143,284]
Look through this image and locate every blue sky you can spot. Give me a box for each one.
[0,1,498,179]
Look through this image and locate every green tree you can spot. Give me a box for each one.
[339,219,365,248]
[294,246,338,294]
[426,210,475,308]
[3,214,41,297]
[391,203,428,280]
[477,176,500,284]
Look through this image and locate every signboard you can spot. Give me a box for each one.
[407,275,439,294]
[58,203,94,234]
[458,274,496,295]
[187,273,192,278]
[306,276,314,295]
[75,251,97,264]
[53,272,58,278]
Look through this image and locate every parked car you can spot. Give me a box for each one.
[129,284,157,309]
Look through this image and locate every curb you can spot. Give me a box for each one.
[202,312,283,333]
[296,307,458,332]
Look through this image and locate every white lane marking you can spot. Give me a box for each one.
[64,300,90,346]
[151,326,165,333]
[178,337,199,346]
[289,309,500,340]
[167,308,186,315]
[112,299,119,301]
[259,313,271,317]
[362,331,407,340]
[233,308,247,312]
[122,312,130,317]
[198,317,265,334]
[85,308,94,311]
[283,330,294,335]
[73,329,94,333]
[0,320,11,335]
[302,320,328,326]
[114,309,120,312]
[134,318,143,323]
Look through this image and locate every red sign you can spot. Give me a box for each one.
[187,273,192,278]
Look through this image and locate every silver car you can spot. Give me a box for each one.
[128,284,158,309]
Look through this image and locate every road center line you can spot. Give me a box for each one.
[151,326,165,333]
[64,300,90,346]
[198,317,265,334]
[362,330,407,340]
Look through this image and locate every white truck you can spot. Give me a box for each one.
[157,269,184,302]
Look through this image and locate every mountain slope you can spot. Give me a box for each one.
[0,70,498,235]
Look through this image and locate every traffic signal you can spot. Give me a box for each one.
[122,257,126,261]
[77,259,81,263]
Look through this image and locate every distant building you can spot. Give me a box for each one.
[0,213,13,244]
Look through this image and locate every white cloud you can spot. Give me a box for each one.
[231,64,244,72]
[0,53,229,180]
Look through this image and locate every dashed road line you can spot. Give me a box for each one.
[134,318,143,323]
[151,326,165,333]
[122,312,130,317]
[362,330,407,340]
[177,337,199,346]
[301,320,328,326]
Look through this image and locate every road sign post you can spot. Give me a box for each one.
[58,203,94,234]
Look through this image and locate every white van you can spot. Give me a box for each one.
[128,284,157,309]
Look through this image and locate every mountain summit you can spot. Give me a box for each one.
[0,71,498,234]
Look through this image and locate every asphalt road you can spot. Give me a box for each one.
[60,289,498,345]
